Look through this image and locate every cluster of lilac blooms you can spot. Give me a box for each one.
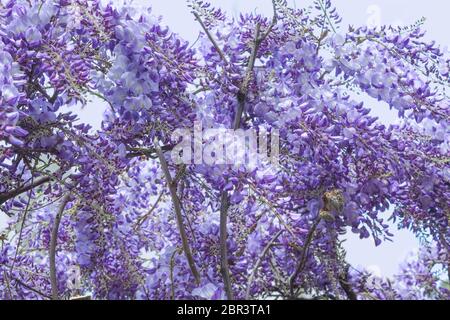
[0,0,448,300]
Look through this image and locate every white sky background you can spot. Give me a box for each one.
[1,1,448,278]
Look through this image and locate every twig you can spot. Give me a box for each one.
[0,176,51,206]
[169,248,182,300]
[69,295,92,300]
[317,0,337,33]
[13,276,52,300]
[127,145,174,159]
[339,265,358,300]
[218,191,234,299]
[134,190,165,230]
[49,194,71,300]
[235,23,262,129]
[9,181,34,280]
[245,230,284,299]
[32,82,58,104]
[3,271,12,299]
[154,139,201,284]
[192,11,228,64]
[289,217,321,297]
[259,0,278,43]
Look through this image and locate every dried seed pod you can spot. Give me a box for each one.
[319,209,335,222]
[323,189,345,213]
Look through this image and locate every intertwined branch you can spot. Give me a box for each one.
[0,176,51,207]
[154,139,201,284]
[191,0,279,300]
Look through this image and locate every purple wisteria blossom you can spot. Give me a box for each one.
[0,0,448,300]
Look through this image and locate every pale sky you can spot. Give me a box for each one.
[1,0,448,278]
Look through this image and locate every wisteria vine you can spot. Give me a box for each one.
[0,0,449,300]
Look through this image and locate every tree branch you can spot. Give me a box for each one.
[13,276,52,300]
[0,176,51,207]
[134,190,165,230]
[234,23,262,129]
[218,191,234,299]
[69,295,92,300]
[32,81,58,104]
[127,145,174,159]
[49,194,71,300]
[154,139,201,284]
[218,23,266,301]
[339,265,358,300]
[170,248,182,300]
[245,229,284,299]
[192,11,228,64]
[289,217,321,297]
[259,0,278,43]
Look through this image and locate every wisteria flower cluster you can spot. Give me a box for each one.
[0,0,448,300]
